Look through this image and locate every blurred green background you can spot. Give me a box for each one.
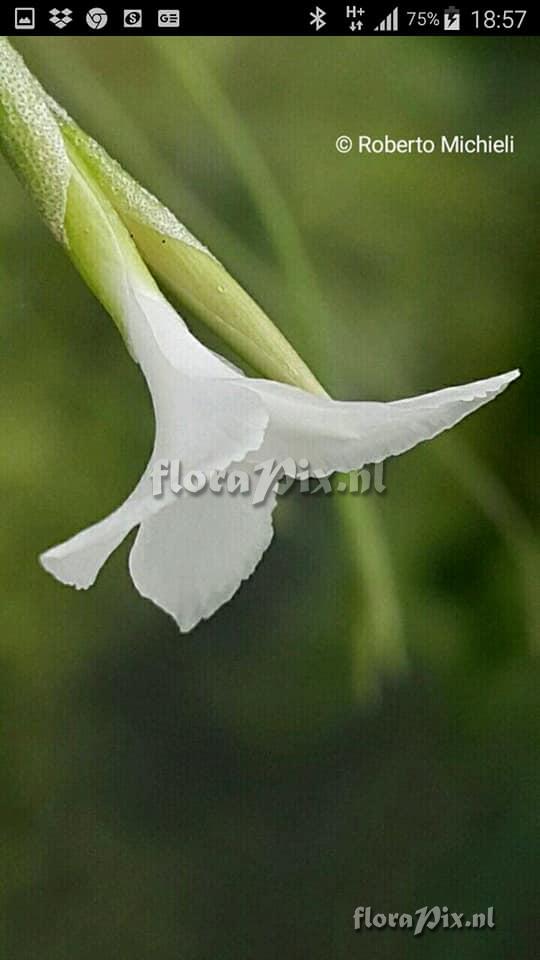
[1,36,539,958]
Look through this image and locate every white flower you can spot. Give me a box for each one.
[0,37,520,632]
[40,270,519,630]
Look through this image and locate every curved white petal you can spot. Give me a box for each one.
[39,483,146,589]
[129,475,277,632]
[247,370,520,475]
[40,288,269,591]
[126,287,239,382]
[125,286,270,475]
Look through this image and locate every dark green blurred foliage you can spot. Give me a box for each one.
[1,37,538,958]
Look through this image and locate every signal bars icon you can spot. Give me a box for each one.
[374,6,398,31]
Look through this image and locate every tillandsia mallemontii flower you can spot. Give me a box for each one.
[0,40,520,631]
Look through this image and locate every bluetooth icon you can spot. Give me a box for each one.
[309,6,327,30]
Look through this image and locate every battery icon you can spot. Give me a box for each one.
[444,6,460,30]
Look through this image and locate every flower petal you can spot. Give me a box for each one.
[125,287,240,382]
[39,365,269,591]
[40,289,270,591]
[128,475,277,632]
[247,370,520,475]
[40,483,146,589]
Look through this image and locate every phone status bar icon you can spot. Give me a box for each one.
[444,6,460,30]
[374,6,398,31]
[49,7,72,29]
[14,7,35,29]
[86,7,108,28]
[123,8,142,27]
[309,7,326,30]
[157,9,180,27]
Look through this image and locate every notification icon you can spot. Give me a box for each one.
[15,7,35,29]
[158,9,180,27]
[123,8,142,27]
